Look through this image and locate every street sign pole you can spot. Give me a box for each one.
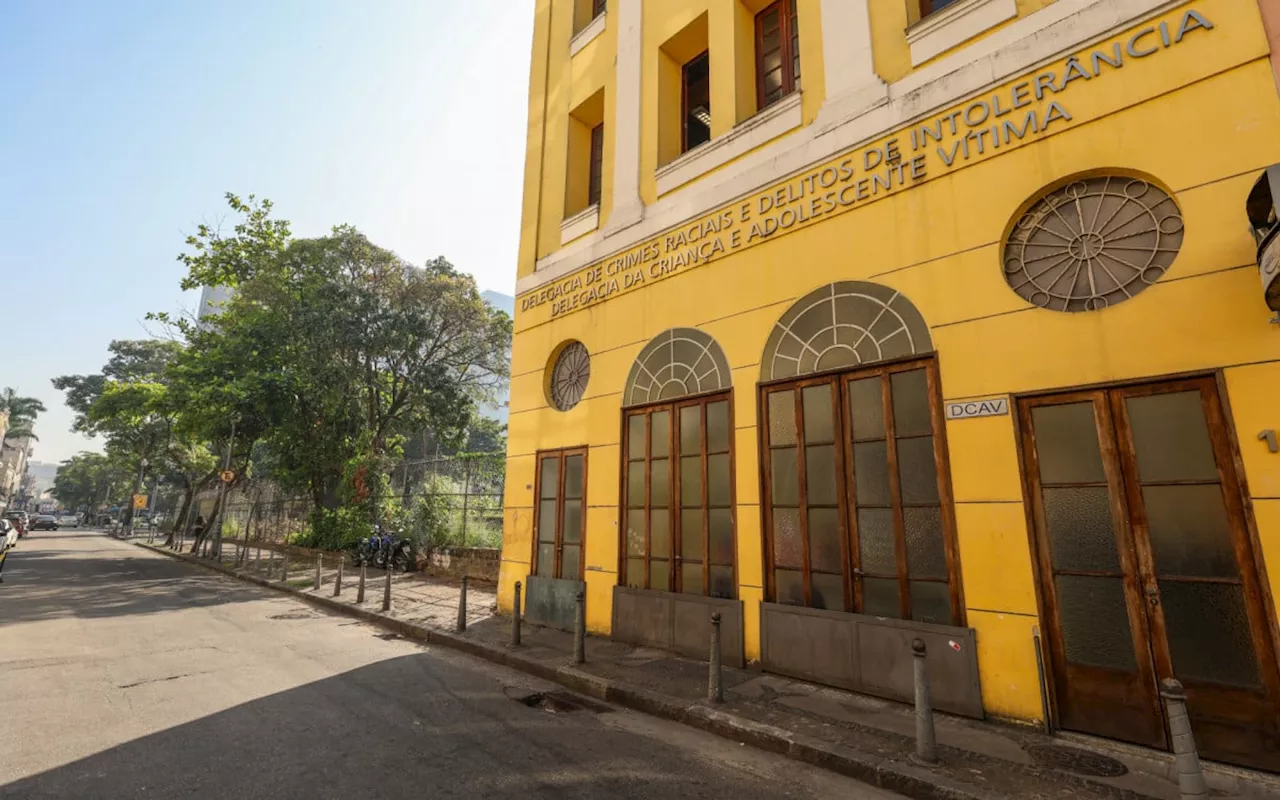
[214,418,237,559]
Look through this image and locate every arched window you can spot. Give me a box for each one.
[621,329,735,598]
[759,282,961,625]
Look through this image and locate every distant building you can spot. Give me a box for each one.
[0,435,34,509]
[197,284,234,320]
[25,460,59,496]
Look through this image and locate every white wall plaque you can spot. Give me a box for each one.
[945,397,1010,420]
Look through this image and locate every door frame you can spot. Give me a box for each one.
[1013,369,1280,739]
[530,446,589,581]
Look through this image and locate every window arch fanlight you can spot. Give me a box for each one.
[760,281,933,382]
[623,328,733,407]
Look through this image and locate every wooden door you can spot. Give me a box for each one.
[1020,379,1280,770]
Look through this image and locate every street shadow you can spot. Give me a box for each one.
[0,651,804,800]
[0,539,266,625]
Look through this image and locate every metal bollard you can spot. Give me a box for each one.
[572,589,586,665]
[314,553,323,591]
[510,581,522,647]
[456,576,469,633]
[266,548,276,578]
[381,565,392,612]
[357,563,367,603]
[333,557,344,596]
[910,639,939,765]
[280,551,289,583]
[1161,679,1208,799]
[708,612,724,704]
[255,546,262,571]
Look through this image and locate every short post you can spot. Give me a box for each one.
[572,589,586,665]
[911,639,939,766]
[333,557,344,596]
[381,565,392,612]
[255,545,262,571]
[1161,679,1209,799]
[280,550,289,583]
[266,548,276,578]
[313,553,323,591]
[357,563,367,603]
[456,575,469,633]
[708,612,724,704]
[509,581,522,647]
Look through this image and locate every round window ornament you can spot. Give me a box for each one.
[548,341,591,411]
[1003,176,1184,312]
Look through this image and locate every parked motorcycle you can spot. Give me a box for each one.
[351,526,415,572]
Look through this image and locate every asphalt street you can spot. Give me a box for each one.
[0,529,903,799]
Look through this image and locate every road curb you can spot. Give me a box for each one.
[128,538,1002,800]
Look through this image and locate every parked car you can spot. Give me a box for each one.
[3,511,27,538]
[56,514,80,528]
[1,518,16,549]
[30,514,58,531]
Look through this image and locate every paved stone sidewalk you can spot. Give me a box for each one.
[137,535,1280,800]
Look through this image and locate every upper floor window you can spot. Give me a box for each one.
[682,51,711,153]
[593,0,606,17]
[573,0,607,38]
[920,0,963,16]
[588,123,604,207]
[755,0,800,111]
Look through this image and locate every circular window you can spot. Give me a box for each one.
[1003,176,1184,312]
[548,341,591,411]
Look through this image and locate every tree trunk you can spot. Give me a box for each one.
[165,484,195,548]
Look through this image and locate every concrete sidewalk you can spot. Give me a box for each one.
[136,535,1280,800]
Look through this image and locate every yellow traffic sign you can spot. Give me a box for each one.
[220,470,236,483]
[133,494,148,509]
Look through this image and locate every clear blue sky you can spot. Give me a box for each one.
[0,0,533,463]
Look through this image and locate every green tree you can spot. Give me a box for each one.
[0,388,47,443]
[50,451,133,513]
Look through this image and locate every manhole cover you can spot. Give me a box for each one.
[514,690,613,715]
[1027,744,1128,777]
[268,612,317,620]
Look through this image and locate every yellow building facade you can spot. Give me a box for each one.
[503,0,1280,771]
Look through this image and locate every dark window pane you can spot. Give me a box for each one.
[812,572,845,611]
[651,410,671,458]
[1143,484,1239,579]
[708,453,731,506]
[650,509,670,558]
[680,509,704,560]
[564,455,584,499]
[910,580,951,624]
[808,506,843,573]
[625,557,644,588]
[770,448,799,505]
[679,405,701,455]
[707,400,730,453]
[680,455,702,506]
[593,0,606,17]
[891,369,932,436]
[775,568,804,605]
[1159,580,1260,688]
[857,508,896,575]
[537,544,555,577]
[769,391,797,446]
[904,506,946,579]
[759,8,779,28]
[804,444,838,506]
[1126,391,1219,482]
[540,457,559,498]
[1032,403,1105,484]
[762,68,783,97]
[650,560,670,592]
[563,499,582,543]
[651,458,670,507]
[538,500,557,543]
[560,544,581,580]
[854,441,890,505]
[628,415,646,460]
[681,562,704,595]
[802,385,835,444]
[626,510,645,555]
[861,577,901,618]
[710,565,734,599]
[762,47,782,75]
[627,461,645,508]
[709,508,733,564]
[1054,575,1137,670]
[897,436,939,505]
[772,507,802,568]
[588,124,604,206]
[849,378,885,440]
[1042,487,1120,572]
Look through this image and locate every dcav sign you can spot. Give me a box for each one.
[945,397,1010,420]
